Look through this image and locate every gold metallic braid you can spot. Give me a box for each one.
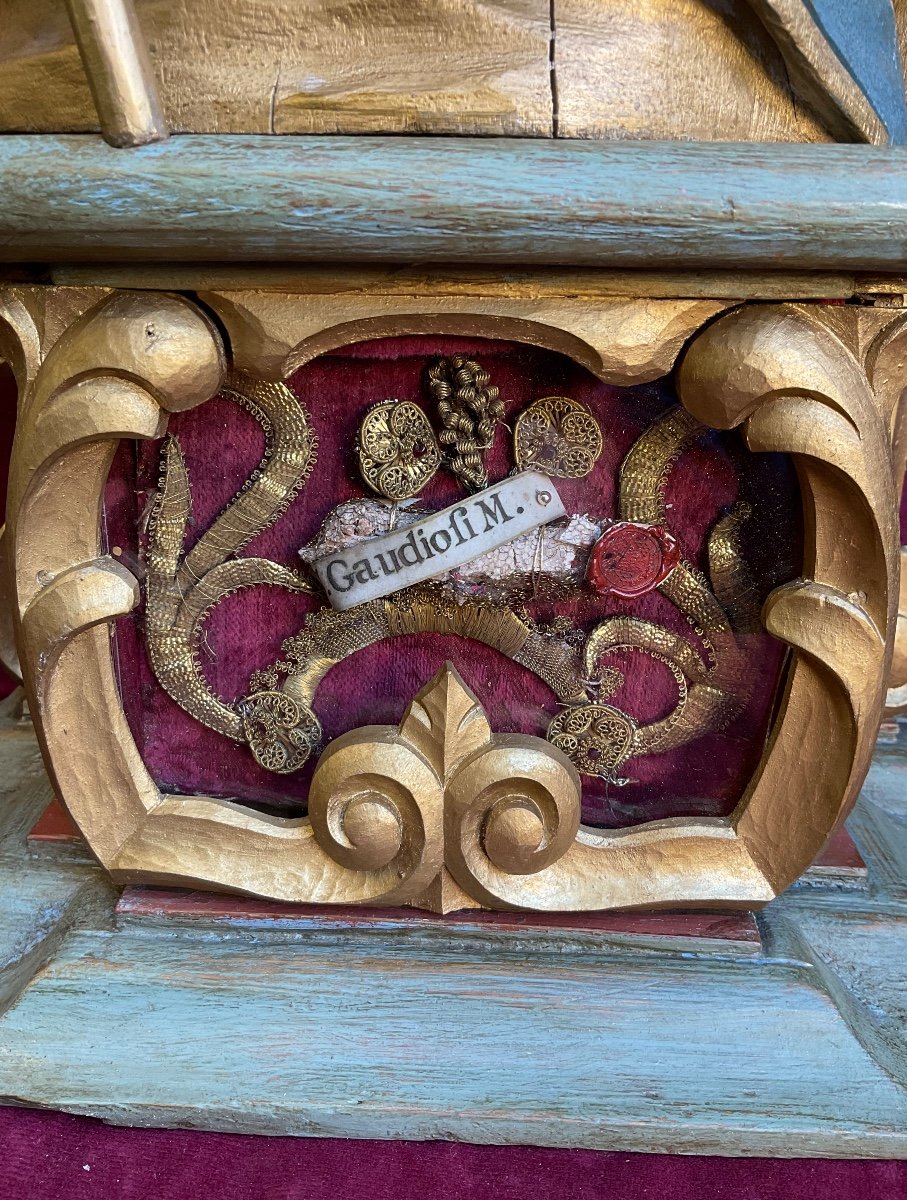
[513,631,588,704]
[617,406,733,670]
[385,589,529,657]
[146,435,190,591]
[585,617,707,687]
[618,408,754,632]
[251,586,586,738]
[178,375,318,589]
[427,355,505,491]
[584,617,729,756]
[619,404,729,641]
[145,374,318,742]
[144,378,761,783]
[146,438,244,740]
[555,406,757,781]
[619,406,702,525]
[708,502,762,634]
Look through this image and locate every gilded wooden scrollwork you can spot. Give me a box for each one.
[2,286,901,912]
[867,308,907,716]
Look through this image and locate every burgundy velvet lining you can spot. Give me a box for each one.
[106,336,799,827]
[0,1106,904,1200]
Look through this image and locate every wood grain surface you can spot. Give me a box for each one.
[1,903,905,1153]
[1,0,901,141]
[2,136,907,268]
[0,702,113,1015]
[45,264,889,299]
[0,700,904,1152]
[556,0,830,142]
[0,0,553,137]
[747,0,890,143]
[112,886,764,956]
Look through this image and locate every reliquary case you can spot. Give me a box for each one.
[2,284,901,914]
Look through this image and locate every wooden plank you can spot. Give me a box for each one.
[2,0,901,144]
[556,0,831,143]
[0,862,110,1014]
[774,902,907,1085]
[0,716,113,1016]
[114,886,763,957]
[847,753,907,900]
[0,0,552,137]
[2,136,907,268]
[0,701,59,856]
[0,701,905,1153]
[47,263,871,299]
[1,923,905,1153]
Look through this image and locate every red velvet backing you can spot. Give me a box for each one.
[0,1106,904,1200]
[106,337,800,827]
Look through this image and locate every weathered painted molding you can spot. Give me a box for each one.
[2,136,907,268]
[0,708,904,1154]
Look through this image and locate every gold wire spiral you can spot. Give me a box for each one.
[427,355,505,491]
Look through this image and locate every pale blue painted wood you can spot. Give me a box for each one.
[0,702,55,855]
[0,716,904,1153]
[0,925,905,1154]
[0,862,106,1014]
[806,0,907,143]
[1,136,907,268]
[113,904,764,961]
[0,707,113,1016]
[765,895,907,1087]
[847,754,907,901]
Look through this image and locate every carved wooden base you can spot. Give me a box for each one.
[1,694,905,1156]
[26,799,865,919]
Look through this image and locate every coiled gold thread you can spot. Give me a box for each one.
[427,355,505,491]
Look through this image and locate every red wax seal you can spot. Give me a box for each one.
[586,522,680,599]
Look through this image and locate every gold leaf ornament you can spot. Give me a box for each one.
[309,663,582,890]
[356,398,440,500]
[514,395,603,479]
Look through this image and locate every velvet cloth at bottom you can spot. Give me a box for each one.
[0,1107,903,1200]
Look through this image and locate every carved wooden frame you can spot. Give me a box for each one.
[1,284,901,912]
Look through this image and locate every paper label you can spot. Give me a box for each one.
[311,472,566,610]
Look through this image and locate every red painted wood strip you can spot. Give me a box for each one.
[27,798,81,843]
[813,825,866,870]
[115,885,761,944]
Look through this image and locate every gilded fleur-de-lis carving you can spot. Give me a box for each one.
[397,662,492,780]
[307,663,582,907]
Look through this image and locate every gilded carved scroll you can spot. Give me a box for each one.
[1,287,899,912]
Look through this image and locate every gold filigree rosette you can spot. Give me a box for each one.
[356,398,440,500]
[239,691,322,774]
[514,394,602,478]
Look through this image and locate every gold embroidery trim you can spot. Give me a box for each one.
[143,366,764,786]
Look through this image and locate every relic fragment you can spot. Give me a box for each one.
[310,471,567,609]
